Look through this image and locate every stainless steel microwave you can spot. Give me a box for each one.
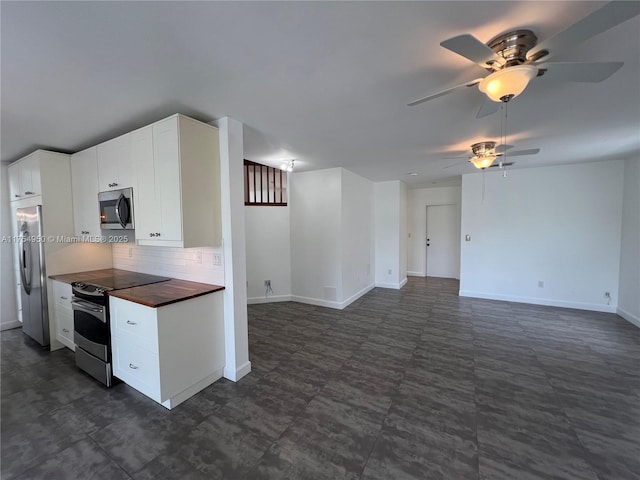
[98,187,134,230]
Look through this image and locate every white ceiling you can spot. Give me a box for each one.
[2,1,639,188]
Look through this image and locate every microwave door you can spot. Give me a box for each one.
[115,193,128,228]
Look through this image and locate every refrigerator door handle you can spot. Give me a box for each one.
[19,231,32,295]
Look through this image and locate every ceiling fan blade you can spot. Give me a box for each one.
[540,61,624,82]
[443,161,467,169]
[527,1,640,61]
[495,144,514,153]
[506,148,540,157]
[407,78,482,106]
[476,97,501,118]
[489,162,515,168]
[441,34,506,68]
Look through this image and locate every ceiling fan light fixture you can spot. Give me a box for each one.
[479,65,538,102]
[280,159,295,172]
[470,155,496,169]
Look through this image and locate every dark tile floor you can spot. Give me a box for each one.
[2,277,639,479]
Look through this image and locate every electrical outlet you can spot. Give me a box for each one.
[264,280,271,287]
[538,280,544,288]
[213,253,222,266]
[128,247,133,258]
[604,292,611,298]
[388,269,392,275]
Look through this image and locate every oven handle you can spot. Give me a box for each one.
[71,299,105,314]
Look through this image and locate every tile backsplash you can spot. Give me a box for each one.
[112,243,225,285]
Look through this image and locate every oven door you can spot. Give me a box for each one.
[72,298,109,362]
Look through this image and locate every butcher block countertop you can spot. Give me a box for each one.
[107,279,224,308]
[50,268,134,284]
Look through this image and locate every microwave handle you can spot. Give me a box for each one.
[115,193,128,229]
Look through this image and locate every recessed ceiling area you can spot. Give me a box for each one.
[2,1,638,187]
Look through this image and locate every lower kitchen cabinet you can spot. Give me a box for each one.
[51,280,74,351]
[109,292,224,409]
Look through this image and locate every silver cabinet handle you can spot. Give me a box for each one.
[14,194,21,198]
[108,182,119,188]
[25,191,35,195]
[126,320,136,325]
[129,363,138,369]
[62,328,69,333]
[60,296,68,300]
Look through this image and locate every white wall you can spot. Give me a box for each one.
[374,181,408,289]
[399,182,408,281]
[407,186,461,277]
[245,204,292,303]
[290,168,342,307]
[341,169,375,303]
[460,160,624,312]
[617,157,640,327]
[0,165,19,330]
[216,117,250,382]
[111,243,224,285]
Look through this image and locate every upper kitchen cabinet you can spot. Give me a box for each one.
[134,115,221,248]
[8,150,70,203]
[8,151,42,201]
[70,146,101,240]
[97,132,134,192]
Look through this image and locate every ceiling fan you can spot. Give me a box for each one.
[408,1,640,117]
[443,141,540,169]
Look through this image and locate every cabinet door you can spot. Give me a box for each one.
[132,126,158,240]
[71,147,101,239]
[152,118,182,242]
[52,281,74,350]
[8,163,21,201]
[97,133,133,191]
[22,155,41,196]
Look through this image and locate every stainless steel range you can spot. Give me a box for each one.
[71,273,170,386]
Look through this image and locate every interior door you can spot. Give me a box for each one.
[426,204,460,279]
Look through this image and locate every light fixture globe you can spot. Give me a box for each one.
[470,155,496,169]
[479,65,538,102]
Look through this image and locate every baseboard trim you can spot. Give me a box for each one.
[224,361,252,382]
[339,284,375,308]
[407,271,425,277]
[290,295,342,309]
[0,320,21,331]
[290,284,375,311]
[375,277,407,290]
[247,295,292,305]
[617,307,640,328]
[458,290,617,313]
[162,368,223,410]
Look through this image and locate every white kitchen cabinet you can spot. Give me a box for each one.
[7,151,47,201]
[50,281,74,351]
[70,146,101,240]
[110,292,224,409]
[133,114,221,248]
[97,132,134,192]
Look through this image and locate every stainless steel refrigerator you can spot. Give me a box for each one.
[17,205,49,347]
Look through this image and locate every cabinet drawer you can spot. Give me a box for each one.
[113,336,160,400]
[52,281,72,308]
[110,297,159,353]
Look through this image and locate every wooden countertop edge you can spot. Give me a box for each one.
[107,285,225,308]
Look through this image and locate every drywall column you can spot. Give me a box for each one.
[216,117,251,381]
[617,157,640,327]
[374,181,408,289]
[0,166,19,330]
